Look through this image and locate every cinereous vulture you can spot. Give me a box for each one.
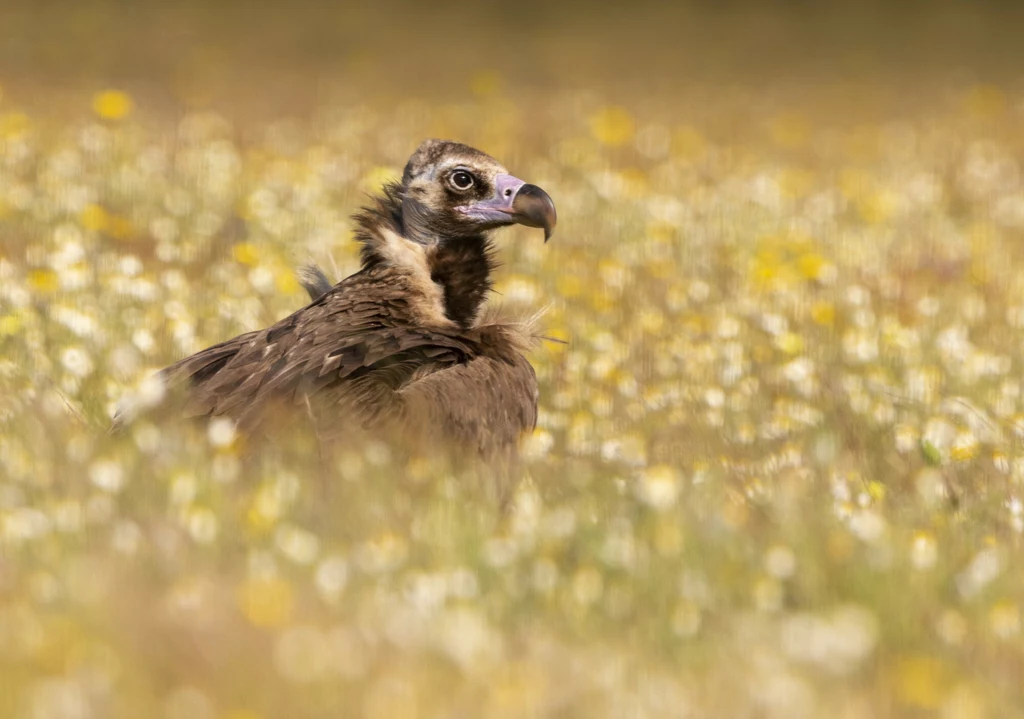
[123,139,556,478]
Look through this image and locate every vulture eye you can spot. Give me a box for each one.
[449,170,475,191]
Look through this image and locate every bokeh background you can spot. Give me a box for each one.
[4,1,1024,717]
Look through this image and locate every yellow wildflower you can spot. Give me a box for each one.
[867,480,886,501]
[246,484,282,534]
[895,655,949,709]
[589,106,635,147]
[238,577,293,628]
[92,89,134,121]
[0,314,22,336]
[0,112,30,140]
[950,432,980,462]
[275,269,300,295]
[80,204,110,233]
[857,191,895,225]
[542,327,570,354]
[232,242,260,266]
[811,301,836,326]
[797,253,825,280]
[556,274,583,298]
[775,332,804,355]
[589,292,616,313]
[27,269,59,293]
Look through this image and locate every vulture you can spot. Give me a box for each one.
[126,139,556,485]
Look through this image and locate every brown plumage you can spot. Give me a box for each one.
[124,139,556,477]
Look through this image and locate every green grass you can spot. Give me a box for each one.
[3,75,1024,718]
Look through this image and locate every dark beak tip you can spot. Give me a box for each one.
[541,209,556,242]
[512,183,557,242]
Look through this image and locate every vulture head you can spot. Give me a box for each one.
[345,140,556,328]
[397,139,557,243]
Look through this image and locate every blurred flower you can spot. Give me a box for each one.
[27,269,59,294]
[990,601,1020,639]
[89,459,125,493]
[207,417,238,449]
[315,556,348,603]
[238,577,294,628]
[781,604,879,675]
[0,111,31,140]
[589,106,635,147]
[92,89,134,121]
[635,464,680,511]
[910,532,938,570]
[895,656,949,710]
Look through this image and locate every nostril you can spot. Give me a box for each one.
[504,189,513,197]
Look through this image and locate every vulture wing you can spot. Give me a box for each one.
[159,268,474,428]
[157,268,537,457]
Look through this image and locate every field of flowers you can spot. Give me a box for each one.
[4,8,1024,716]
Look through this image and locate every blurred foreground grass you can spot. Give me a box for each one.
[5,9,1024,717]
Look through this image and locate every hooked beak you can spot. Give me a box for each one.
[459,173,557,241]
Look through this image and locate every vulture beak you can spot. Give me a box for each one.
[512,183,557,242]
[461,173,557,241]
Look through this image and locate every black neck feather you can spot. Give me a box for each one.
[353,183,496,329]
[429,236,495,329]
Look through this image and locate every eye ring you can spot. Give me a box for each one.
[449,170,475,191]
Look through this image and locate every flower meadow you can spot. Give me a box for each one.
[4,22,1024,717]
